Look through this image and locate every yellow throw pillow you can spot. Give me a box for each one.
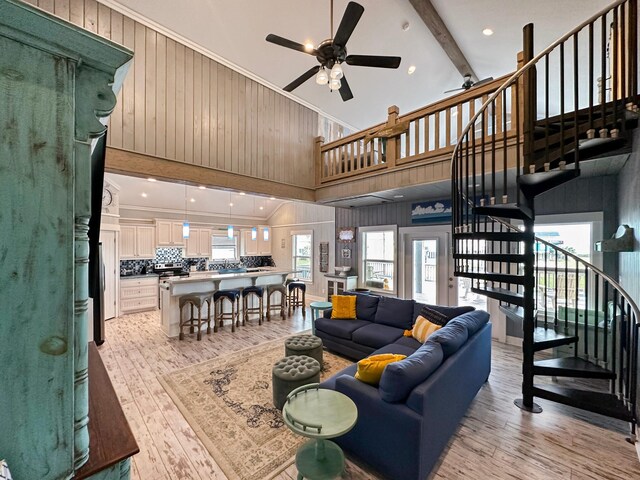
[355,353,407,385]
[409,315,442,343]
[331,295,357,319]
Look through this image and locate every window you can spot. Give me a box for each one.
[211,234,239,261]
[292,231,313,282]
[361,226,396,293]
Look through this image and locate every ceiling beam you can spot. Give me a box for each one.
[408,0,478,82]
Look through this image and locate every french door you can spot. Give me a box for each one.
[401,228,454,305]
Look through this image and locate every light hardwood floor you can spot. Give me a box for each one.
[101,309,640,479]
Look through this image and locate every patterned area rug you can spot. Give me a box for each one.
[159,337,353,480]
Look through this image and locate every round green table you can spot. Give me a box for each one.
[309,301,332,334]
[282,384,358,480]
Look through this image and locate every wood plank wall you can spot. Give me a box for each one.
[24,0,319,190]
[617,131,640,308]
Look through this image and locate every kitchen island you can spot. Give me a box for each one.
[159,270,296,337]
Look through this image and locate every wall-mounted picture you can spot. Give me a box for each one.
[337,227,356,242]
[411,199,452,225]
[341,248,351,259]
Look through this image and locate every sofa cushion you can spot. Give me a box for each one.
[379,342,444,403]
[352,323,405,349]
[448,310,490,336]
[319,363,357,390]
[331,295,357,319]
[344,292,380,322]
[370,342,419,358]
[390,336,423,351]
[427,322,469,357]
[374,297,416,329]
[355,354,407,385]
[412,303,475,324]
[315,318,371,340]
[409,314,442,343]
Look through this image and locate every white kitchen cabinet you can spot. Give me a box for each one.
[242,229,258,255]
[120,225,156,259]
[120,225,136,258]
[120,276,159,314]
[185,228,212,257]
[242,226,271,256]
[156,220,185,246]
[258,226,271,255]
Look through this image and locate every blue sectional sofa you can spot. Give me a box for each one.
[316,293,491,480]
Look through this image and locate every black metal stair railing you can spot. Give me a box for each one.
[450,0,640,429]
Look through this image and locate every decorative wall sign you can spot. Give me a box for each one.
[411,199,452,225]
[341,248,351,259]
[319,242,329,272]
[337,227,356,242]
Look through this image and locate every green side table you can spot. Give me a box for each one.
[309,301,332,334]
[283,384,358,480]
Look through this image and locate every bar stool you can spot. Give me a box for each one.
[266,284,287,320]
[287,281,306,317]
[178,292,214,341]
[214,289,241,332]
[242,285,264,325]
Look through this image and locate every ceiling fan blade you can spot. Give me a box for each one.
[266,34,315,55]
[472,76,494,88]
[345,55,401,69]
[443,87,465,94]
[283,66,321,92]
[338,76,354,102]
[333,1,365,47]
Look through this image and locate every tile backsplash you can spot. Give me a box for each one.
[120,247,275,275]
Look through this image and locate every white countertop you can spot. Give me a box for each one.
[159,269,296,287]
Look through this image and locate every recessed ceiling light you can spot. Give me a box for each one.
[259,206,264,210]
[482,28,494,36]
[229,202,234,207]
[304,42,314,52]
[147,178,156,182]
[198,185,206,190]
[407,65,416,75]
[402,22,410,32]
[239,192,245,195]
[141,192,148,198]
[190,198,195,203]
[269,197,276,200]
[393,194,404,198]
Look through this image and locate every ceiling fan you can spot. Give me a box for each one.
[444,74,494,94]
[265,1,401,101]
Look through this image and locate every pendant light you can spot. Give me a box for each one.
[227,192,234,239]
[183,184,190,238]
[315,67,329,85]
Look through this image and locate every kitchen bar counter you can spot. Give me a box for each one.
[159,269,295,337]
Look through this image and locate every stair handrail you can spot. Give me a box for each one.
[450,0,630,176]
[492,216,640,323]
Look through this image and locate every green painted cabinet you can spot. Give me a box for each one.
[0,1,132,479]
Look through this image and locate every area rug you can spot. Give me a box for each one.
[159,336,353,480]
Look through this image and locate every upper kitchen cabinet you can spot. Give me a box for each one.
[185,228,213,258]
[121,225,155,259]
[156,220,185,247]
[242,226,271,256]
[259,226,271,255]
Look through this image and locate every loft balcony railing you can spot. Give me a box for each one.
[315,73,522,185]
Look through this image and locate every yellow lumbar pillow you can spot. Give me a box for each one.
[355,353,407,385]
[331,295,357,319]
[407,315,442,343]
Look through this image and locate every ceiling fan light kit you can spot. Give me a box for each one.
[265,1,401,101]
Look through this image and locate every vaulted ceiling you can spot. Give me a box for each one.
[104,0,611,129]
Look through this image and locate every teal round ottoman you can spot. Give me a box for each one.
[285,334,324,369]
[272,355,321,410]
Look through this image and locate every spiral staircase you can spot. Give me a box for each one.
[451,0,640,439]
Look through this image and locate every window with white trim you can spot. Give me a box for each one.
[211,234,239,261]
[360,226,396,293]
[292,231,313,282]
